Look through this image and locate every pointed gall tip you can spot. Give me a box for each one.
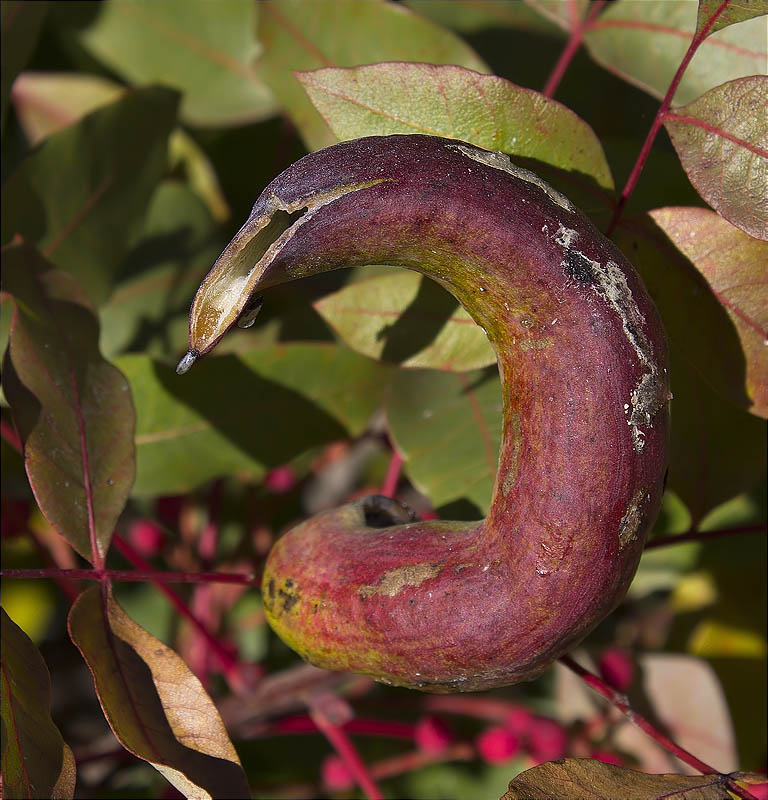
[176,349,199,375]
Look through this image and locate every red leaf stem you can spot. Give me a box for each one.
[542,0,607,98]
[309,702,384,800]
[559,654,720,775]
[0,566,261,585]
[645,524,766,550]
[381,448,403,498]
[605,0,732,235]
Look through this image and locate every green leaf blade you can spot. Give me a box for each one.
[664,76,768,241]
[696,0,768,37]
[315,271,496,371]
[122,344,391,496]
[1,87,179,305]
[583,0,766,106]
[386,367,502,514]
[256,0,490,150]
[80,0,275,127]
[298,62,614,191]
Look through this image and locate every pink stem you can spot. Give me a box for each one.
[0,567,260,585]
[381,448,403,498]
[272,713,415,739]
[605,0,731,236]
[645,525,766,550]
[542,0,607,98]
[112,535,241,680]
[559,654,718,774]
[309,704,384,800]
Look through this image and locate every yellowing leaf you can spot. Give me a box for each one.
[664,76,768,241]
[68,586,250,799]
[689,619,768,658]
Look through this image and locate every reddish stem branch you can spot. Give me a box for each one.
[112,535,241,680]
[0,566,260,585]
[542,0,607,98]
[381,448,403,498]
[309,704,384,800]
[559,654,717,774]
[645,525,766,550]
[605,0,731,236]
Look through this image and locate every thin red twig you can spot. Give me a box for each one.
[112,535,241,680]
[645,525,766,550]
[381,448,403,498]
[606,0,732,235]
[309,703,384,800]
[0,567,260,585]
[543,0,607,98]
[559,654,717,774]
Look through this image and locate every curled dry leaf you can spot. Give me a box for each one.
[1,609,76,800]
[501,757,734,800]
[315,270,496,371]
[649,206,768,418]
[664,76,768,242]
[68,585,250,800]
[2,241,135,564]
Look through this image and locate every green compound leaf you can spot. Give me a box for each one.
[120,344,391,496]
[298,62,614,191]
[583,0,766,106]
[255,0,489,150]
[80,0,275,127]
[664,76,768,242]
[315,271,496,371]
[1,87,178,305]
[68,586,250,799]
[696,0,768,37]
[2,241,135,564]
[1,609,76,800]
[386,367,502,515]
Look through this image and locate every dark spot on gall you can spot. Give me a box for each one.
[564,249,597,284]
[268,579,275,599]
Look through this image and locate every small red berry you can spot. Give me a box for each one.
[598,647,635,691]
[505,704,533,736]
[414,715,454,754]
[129,519,165,556]
[528,717,568,762]
[321,754,354,791]
[476,725,520,764]
[264,465,298,494]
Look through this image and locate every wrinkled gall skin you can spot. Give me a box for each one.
[180,135,670,692]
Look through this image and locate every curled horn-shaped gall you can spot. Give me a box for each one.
[180,135,670,692]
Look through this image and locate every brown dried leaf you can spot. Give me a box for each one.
[501,758,732,800]
[664,76,768,241]
[68,585,250,799]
